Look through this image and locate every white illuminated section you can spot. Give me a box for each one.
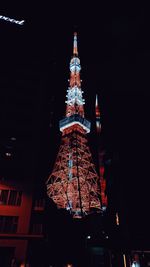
[123,254,127,267]
[60,121,90,133]
[65,86,85,106]
[132,262,140,267]
[0,15,25,25]
[116,212,120,226]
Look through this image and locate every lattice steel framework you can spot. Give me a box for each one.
[46,33,101,218]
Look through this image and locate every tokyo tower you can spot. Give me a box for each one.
[46,33,102,218]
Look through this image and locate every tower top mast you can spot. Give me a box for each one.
[73,32,78,56]
[60,32,91,134]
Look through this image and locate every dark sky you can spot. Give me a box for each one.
[0,2,150,244]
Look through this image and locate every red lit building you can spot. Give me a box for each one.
[0,56,46,265]
[0,178,45,266]
[0,136,45,266]
[0,180,32,265]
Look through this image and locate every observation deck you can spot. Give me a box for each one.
[59,114,91,133]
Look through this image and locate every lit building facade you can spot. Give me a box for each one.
[0,179,44,266]
[0,180,31,265]
[0,137,44,267]
[0,60,46,266]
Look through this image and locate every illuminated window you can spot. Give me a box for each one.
[0,216,18,233]
[0,190,22,206]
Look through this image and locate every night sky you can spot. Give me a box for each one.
[0,2,150,247]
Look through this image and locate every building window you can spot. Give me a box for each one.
[32,223,43,234]
[0,190,9,205]
[0,216,18,233]
[34,198,45,208]
[0,190,22,206]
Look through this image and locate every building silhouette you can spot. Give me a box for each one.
[0,65,46,266]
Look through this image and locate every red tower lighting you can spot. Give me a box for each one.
[46,33,102,218]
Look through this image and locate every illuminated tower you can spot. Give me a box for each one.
[95,94,107,211]
[46,33,101,218]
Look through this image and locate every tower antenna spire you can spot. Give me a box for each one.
[73,32,78,56]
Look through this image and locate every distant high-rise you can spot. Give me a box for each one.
[46,33,102,218]
[95,94,107,211]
